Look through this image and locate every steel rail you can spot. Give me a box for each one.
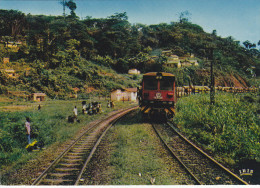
[32,106,137,185]
[32,119,99,185]
[166,122,248,185]
[151,123,202,185]
[74,107,136,185]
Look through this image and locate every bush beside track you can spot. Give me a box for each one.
[172,92,260,166]
[0,99,136,171]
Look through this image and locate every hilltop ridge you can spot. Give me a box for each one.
[0,10,259,98]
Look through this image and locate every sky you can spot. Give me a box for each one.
[0,0,260,45]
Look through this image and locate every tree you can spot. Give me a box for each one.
[212,30,217,36]
[0,10,26,38]
[108,12,128,21]
[60,0,77,18]
[243,40,256,49]
[178,11,191,23]
[65,0,77,18]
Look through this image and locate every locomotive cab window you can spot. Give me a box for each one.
[143,77,158,90]
[160,77,174,91]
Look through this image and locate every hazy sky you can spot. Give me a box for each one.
[1,0,260,45]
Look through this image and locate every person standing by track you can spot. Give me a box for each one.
[25,117,31,144]
[73,106,78,119]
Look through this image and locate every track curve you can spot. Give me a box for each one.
[32,106,138,185]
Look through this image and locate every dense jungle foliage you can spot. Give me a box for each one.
[0,8,260,97]
[174,93,260,163]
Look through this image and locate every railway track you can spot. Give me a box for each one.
[32,106,138,185]
[152,122,249,185]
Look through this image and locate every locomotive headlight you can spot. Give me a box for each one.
[168,102,173,104]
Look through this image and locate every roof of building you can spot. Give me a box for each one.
[111,88,137,93]
[167,60,180,64]
[125,88,137,92]
[32,93,46,96]
[143,72,175,77]
[3,69,15,73]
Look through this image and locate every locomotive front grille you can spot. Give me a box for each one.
[142,100,174,107]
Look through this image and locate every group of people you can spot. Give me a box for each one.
[25,101,116,145]
[107,101,115,108]
[69,101,103,123]
[81,101,102,115]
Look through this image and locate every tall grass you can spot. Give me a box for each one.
[173,92,260,165]
[0,98,136,169]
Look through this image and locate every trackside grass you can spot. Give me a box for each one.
[101,112,193,185]
[0,98,136,172]
[173,92,260,165]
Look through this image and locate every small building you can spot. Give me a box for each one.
[128,69,140,75]
[165,55,181,68]
[111,88,138,102]
[161,50,172,56]
[31,93,46,101]
[189,60,199,66]
[181,60,192,67]
[111,89,122,101]
[3,69,18,78]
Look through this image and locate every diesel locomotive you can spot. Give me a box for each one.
[138,72,176,120]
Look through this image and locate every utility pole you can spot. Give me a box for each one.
[209,48,215,105]
[61,0,66,19]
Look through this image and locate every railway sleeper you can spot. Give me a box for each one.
[76,142,95,147]
[60,161,82,165]
[77,139,94,143]
[72,147,91,150]
[70,149,90,153]
[59,163,81,167]
[62,158,83,162]
[67,152,86,155]
[186,163,200,166]
[62,155,82,163]
[41,179,74,185]
[80,135,96,140]
[54,167,80,172]
[63,155,83,159]
[48,172,73,177]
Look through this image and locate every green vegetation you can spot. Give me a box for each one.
[0,8,260,96]
[1,3,260,183]
[173,92,260,165]
[104,112,189,185]
[0,98,134,170]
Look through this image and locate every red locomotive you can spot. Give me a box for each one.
[138,72,176,120]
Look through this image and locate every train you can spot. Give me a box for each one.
[138,72,176,120]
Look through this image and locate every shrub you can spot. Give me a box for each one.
[173,93,260,164]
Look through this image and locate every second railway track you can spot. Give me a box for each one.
[152,122,249,185]
[32,106,137,185]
